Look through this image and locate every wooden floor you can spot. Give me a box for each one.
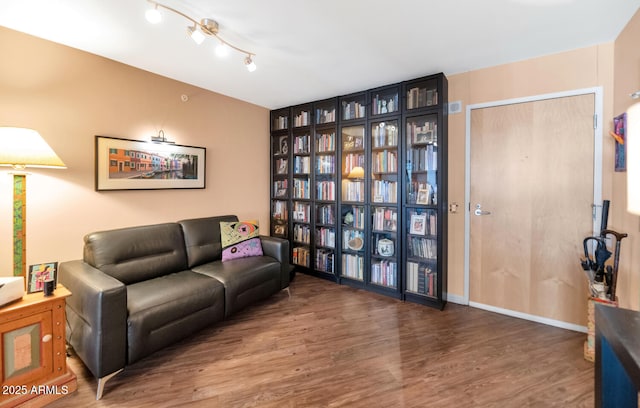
[51,273,594,408]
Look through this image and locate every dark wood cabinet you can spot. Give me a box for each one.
[270,73,447,308]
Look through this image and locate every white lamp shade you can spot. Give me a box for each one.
[628,102,640,215]
[0,127,66,169]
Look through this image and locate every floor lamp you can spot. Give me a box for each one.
[0,127,66,281]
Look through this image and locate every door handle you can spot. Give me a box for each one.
[474,204,491,216]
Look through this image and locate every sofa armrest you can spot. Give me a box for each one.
[260,235,291,289]
[59,260,128,379]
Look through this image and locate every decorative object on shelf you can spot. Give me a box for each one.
[27,261,58,294]
[343,211,354,225]
[410,213,427,235]
[416,187,430,205]
[347,166,364,179]
[377,238,394,257]
[95,135,206,190]
[0,127,66,279]
[347,236,364,251]
[144,0,256,72]
[628,91,640,214]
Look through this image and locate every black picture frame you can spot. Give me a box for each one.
[95,135,206,191]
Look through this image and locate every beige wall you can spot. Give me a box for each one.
[612,9,640,310]
[0,27,270,275]
[446,44,616,302]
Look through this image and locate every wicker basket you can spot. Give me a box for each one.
[584,296,618,362]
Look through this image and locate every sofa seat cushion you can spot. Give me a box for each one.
[126,270,224,363]
[191,256,281,317]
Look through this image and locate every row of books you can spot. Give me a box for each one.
[293,135,310,154]
[371,150,397,174]
[273,180,288,197]
[316,108,336,124]
[293,224,310,244]
[371,261,397,288]
[371,94,399,116]
[315,249,335,273]
[342,101,366,120]
[407,121,437,145]
[342,180,365,202]
[272,200,288,220]
[406,87,438,109]
[410,144,437,172]
[343,153,365,175]
[343,205,366,228]
[372,180,398,203]
[406,262,436,296]
[293,179,310,199]
[293,202,310,223]
[316,156,335,174]
[372,207,398,232]
[316,132,335,152]
[273,115,288,130]
[293,111,310,127]
[293,246,310,267]
[372,123,398,148]
[408,236,437,259]
[316,204,336,225]
[316,181,336,201]
[294,156,310,174]
[341,254,364,280]
[315,227,335,248]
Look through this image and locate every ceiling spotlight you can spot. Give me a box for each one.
[145,4,162,24]
[144,0,256,72]
[245,56,257,72]
[187,25,205,45]
[215,42,230,57]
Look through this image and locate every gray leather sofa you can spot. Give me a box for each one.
[58,215,290,400]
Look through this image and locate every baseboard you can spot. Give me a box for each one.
[446,293,466,305]
[469,301,588,333]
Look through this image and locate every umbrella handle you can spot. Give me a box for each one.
[602,229,628,242]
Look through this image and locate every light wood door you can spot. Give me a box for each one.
[470,94,595,326]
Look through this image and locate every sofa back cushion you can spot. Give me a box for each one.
[83,223,188,285]
[178,215,238,268]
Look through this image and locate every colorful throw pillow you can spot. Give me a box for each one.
[220,220,263,261]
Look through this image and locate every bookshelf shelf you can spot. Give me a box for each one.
[270,73,447,308]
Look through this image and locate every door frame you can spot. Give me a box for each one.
[462,87,603,331]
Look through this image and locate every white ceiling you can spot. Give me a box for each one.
[1,0,638,109]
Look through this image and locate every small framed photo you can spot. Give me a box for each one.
[416,188,430,205]
[279,136,289,155]
[274,224,286,235]
[410,214,427,235]
[27,262,58,294]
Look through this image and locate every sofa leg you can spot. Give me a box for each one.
[283,287,291,298]
[96,368,123,400]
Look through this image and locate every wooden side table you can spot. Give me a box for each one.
[0,285,77,407]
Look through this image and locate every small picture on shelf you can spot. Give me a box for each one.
[415,130,433,144]
[274,224,286,235]
[276,188,287,198]
[416,188,430,205]
[410,214,427,235]
[343,135,363,151]
[383,219,397,232]
[276,159,288,174]
[279,136,288,154]
[27,262,58,294]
